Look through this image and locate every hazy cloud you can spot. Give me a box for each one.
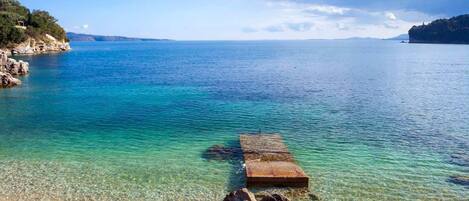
[336,23,349,30]
[286,22,314,32]
[259,22,315,33]
[242,27,258,33]
[72,24,90,31]
[264,25,285,32]
[384,23,399,29]
[270,0,469,16]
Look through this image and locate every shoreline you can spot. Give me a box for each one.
[0,36,71,88]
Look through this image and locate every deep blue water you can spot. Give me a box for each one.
[0,40,468,200]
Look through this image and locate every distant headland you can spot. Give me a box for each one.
[0,0,70,55]
[67,32,172,42]
[409,14,469,44]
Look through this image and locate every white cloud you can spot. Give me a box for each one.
[385,12,397,20]
[336,23,350,30]
[248,0,440,38]
[384,23,399,29]
[82,24,89,29]
[304,5,350,15]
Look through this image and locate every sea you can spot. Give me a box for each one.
[1,40,468,200]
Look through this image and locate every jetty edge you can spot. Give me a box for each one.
[240,134,309,188]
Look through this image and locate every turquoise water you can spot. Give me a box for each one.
[0,40,468,200]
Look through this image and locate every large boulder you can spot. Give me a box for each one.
[223,188,257,201]
[0,50,28,88]
[6,58,29,76]
[1,72,22,88]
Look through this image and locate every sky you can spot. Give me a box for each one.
[20,0,469,40]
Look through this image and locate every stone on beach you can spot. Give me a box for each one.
[223,188,257,201]
[258,193,290,201]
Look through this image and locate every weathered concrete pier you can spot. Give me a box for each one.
[240,134,309,187]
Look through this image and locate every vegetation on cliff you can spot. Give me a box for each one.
[409,14,469,44]
[0,0,67,48]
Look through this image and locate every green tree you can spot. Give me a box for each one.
[0,0,29,21]
[0,14,27,48]
[28,10,67,41]
[0,0,68,47]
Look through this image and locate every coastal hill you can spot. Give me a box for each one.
[385,34,409,41]
[0,0,70,54]
[67,32,171,42]
[409,14,469,44]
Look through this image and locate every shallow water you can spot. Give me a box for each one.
[1,40,468,200]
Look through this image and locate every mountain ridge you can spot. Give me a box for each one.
[67,32,171,42]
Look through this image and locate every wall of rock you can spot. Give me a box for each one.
[11,34,71,55]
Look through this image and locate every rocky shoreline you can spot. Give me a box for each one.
[0,51,29,88]
[0,34,71,88]
[1,34,71,56]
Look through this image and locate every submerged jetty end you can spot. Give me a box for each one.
[240,134,309,188]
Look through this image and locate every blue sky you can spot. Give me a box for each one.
[20,0,469,40]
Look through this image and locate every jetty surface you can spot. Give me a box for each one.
[240,134,309,187]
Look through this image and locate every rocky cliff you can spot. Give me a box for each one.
[0,50,29,88]
[8,34,71,55]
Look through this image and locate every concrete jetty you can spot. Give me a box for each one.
[240,134,309,187]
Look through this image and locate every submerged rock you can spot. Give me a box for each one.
[308,193,320,201]
[449,152,469,167]
[223,188,257,201]
[448,175,469,186]
[203,144,241,161]
[259,194,289,201]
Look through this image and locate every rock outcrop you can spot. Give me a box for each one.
[1,51,29,88]
[11,34,70,55]
[0,72,22,88]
